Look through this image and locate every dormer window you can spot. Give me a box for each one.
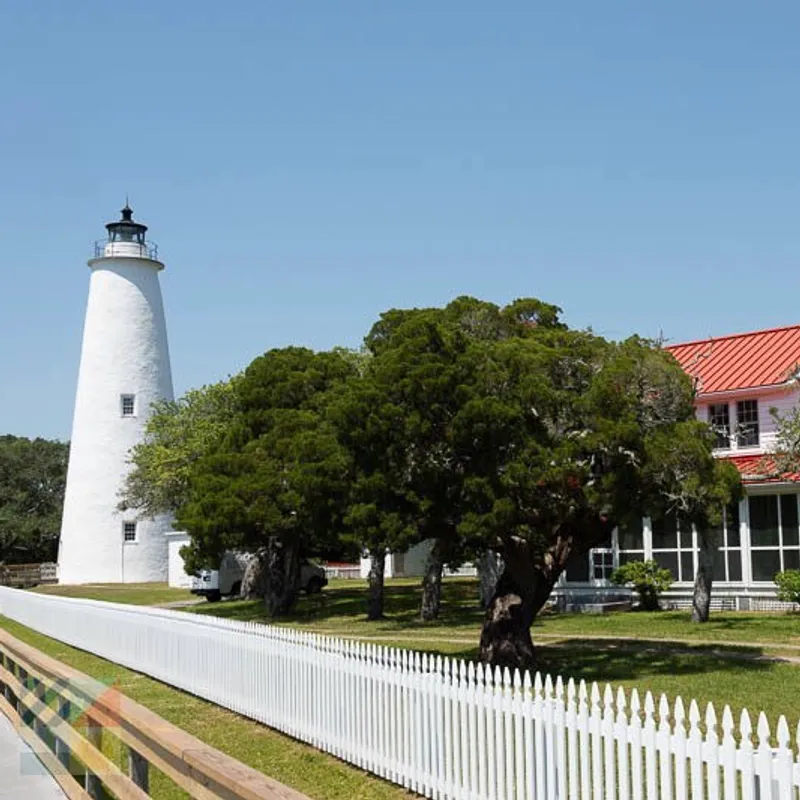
[708,403,731,449]
[736,399,759,447]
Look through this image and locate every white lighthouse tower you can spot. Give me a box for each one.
[58,205,174,584]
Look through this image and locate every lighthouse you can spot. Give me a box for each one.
[58,205,174,584]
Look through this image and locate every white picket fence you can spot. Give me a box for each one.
[0,587,798,799]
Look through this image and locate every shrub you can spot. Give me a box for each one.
[775,570,800,606]
[611,559,673,611]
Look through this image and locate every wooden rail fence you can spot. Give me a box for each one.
[0,562,58,588]
[0,628,309,799]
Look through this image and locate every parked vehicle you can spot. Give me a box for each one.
[190,552,328,602]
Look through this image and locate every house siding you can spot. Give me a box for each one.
[695,385,798,455]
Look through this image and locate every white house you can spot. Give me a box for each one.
[358,541,454,579]
[559,323,800,608]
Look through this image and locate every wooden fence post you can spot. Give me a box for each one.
[55,696,72,774]
[84,715,105,799]
[31,675,49,746]
[0,652,8,704]
[128,747,149,793]
[17,666,28,722]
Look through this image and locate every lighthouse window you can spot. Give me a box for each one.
[123,522,137,542]
[121,394,136,416]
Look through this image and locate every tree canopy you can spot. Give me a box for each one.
[0,435,69,564]
[765,402,800,477]
[122,296,739,667]
[175,347,357,614]
[119,379,240,518]
[329,298,740,663]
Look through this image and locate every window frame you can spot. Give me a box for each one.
[590,548,616,583]
[708,403,731,449]
[748,492,800,582]
[736,399,759,448]
[120,394,136,417]
[616,518,645,568]
[122,521,138,543]
[650,512,695,583]
[709,503,743,583]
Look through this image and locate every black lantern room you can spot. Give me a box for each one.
[106,204,147,246]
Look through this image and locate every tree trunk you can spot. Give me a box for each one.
[692,530,714,623]
[262,537,301,617]
[420,540,444,621]
[479,566,554,670]
[479,517,616,670]
[241,549,269,599]
[477,551,503,609]
[367,549,385,620]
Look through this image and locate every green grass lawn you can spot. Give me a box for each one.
[32,582,195,606]
[193,576,800,648]
[0,616,413,800]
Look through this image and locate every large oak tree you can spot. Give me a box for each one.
[459,328,740,667]
[333,297,563,621]
[333,298,739,667]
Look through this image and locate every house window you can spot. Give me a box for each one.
[708,503,743,582]
[123,521,137,543]
[591,550,615,582]
[121,394,136,417]
[708,403,731,449]
[617,517,645,566]
[650,512,694,582]
[749,494,800,581]
[736,400,759,447]
[564,531,617,583]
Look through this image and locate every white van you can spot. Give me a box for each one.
[191,551,328,602]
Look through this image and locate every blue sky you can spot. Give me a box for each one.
[2,2,800,440]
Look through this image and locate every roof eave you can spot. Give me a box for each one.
[694,380,796,401]
[743,478,800,487]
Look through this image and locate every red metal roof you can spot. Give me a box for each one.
[666,324,800,395]
[726,454,800,484]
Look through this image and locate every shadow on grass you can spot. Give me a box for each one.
[192,579,485,630]
[374,637,775,685]
[536,638,772,685]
